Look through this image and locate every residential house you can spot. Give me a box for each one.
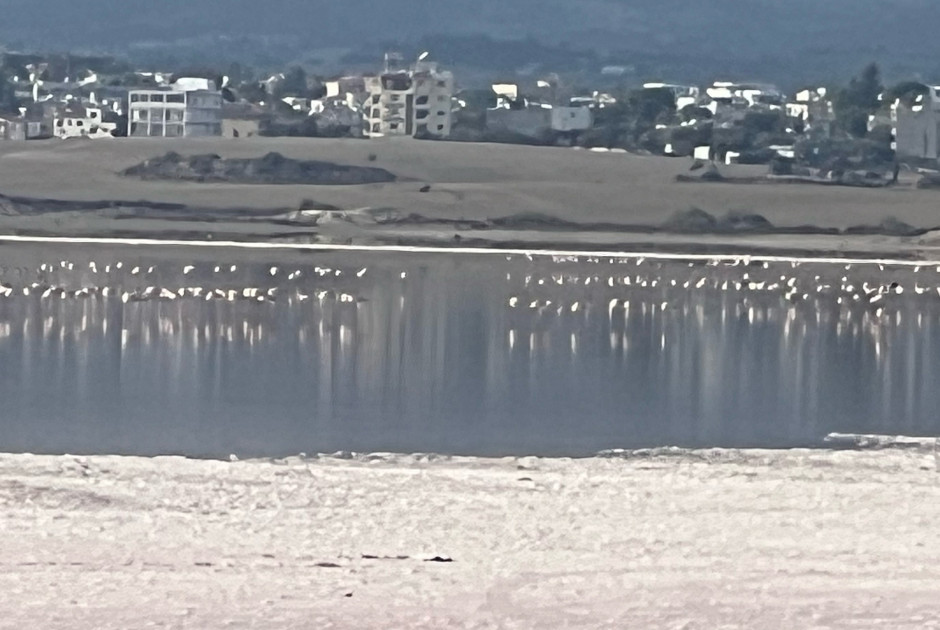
[569,92,617,110]
[363,60,454,138]
[221,102,270,138]
[0,115,27,141]
[53,105,117,139]
[128,79,223,137]
[492,83,519,100]
[644,83,700,110]
[486,98,592,140]
[894,87,940,160]
[787,87,833,130]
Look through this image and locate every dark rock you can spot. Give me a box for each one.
[123,151,396,186]
[699,166,724,181]
[916,173,940,189]
[717,211,774,232]
[662,207,718,232]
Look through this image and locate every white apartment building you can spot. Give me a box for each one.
[53,106,117,139]
[364,61,454,138]
[128,80,223,138]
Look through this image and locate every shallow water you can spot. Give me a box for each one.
[1,244,939,457]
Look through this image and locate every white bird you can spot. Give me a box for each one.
[131,266,140,275]
[357,268,367,278]
[230,265,237,273]
[270,266,278,276]
[509,297,518,308]
[214,266,221,273]
[183,265,195,275]
[401,272,407,279]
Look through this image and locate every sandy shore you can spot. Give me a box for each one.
[3,138,940,257]
[2,448,939,628]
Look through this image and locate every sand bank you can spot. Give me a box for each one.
[1,448,939,628]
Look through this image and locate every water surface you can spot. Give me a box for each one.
[1,244,938,457]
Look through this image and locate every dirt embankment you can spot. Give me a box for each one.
[122,151,396,185]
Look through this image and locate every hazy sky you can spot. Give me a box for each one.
[2,1,939,82]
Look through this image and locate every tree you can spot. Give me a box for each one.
[884,80,929,107]
[834,62,883,138]
[273,66,309,99]
[0,70,19,113]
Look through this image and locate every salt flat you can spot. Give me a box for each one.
[1,449,938,628]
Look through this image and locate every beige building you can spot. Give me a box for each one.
[128,80,223,138]
[364,61,454,138]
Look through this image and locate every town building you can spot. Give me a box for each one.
[53,105,118,139]
[128,80,223,138]
[363,58,454,139]
[894,87,940,160]
[486,98,592,140]
[644,83,700,110]
[221,102,270,138]
[0,116,27,141]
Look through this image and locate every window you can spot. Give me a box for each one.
[437,111,446,116]
[130,94,140,103]
[167,93,185,104]
[437,81,446,88]
[56,120,64,127]
[416,110,429,120]
[371,108,379,118]
[416,95,429,105]
[390,94,401,102]
[76,120,83,127]
[390,123,399,130]
[372,123,380,133]
[90,111,98,119]
[437,124,444,131]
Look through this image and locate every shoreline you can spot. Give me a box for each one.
[2,232,939,267]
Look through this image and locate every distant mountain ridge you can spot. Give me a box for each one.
[2,1,938,84]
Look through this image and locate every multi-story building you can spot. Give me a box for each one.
[128,80,222,138]
[363,60,454,139]
[894,87,940,160]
